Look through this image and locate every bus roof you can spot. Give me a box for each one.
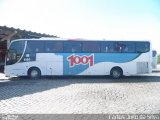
[11,38,150,42]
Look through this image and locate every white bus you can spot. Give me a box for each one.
[5,38,152,79]
[152,50,158,69]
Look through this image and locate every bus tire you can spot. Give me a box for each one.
[28,67,41,79]
[110,67,123,79]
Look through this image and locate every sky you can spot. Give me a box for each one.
[0,0,160,53]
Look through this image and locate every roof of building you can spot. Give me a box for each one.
[0,25,57,41]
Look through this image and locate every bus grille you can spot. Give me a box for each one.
[136,62,149,74]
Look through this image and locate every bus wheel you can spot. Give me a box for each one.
[110,67,123,79]
[28,67,41,79]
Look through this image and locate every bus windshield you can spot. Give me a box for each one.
[6,41,25,65]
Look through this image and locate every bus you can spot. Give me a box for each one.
[152,50,157,69]
[5,38,152,79]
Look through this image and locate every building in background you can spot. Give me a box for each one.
[0,25,57,72]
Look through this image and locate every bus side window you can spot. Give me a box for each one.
[101,42,107,52]
[82,41,100,53]
[35,48,39,52]
[46,48,50,52]
[113,42,121,53]
[117,42,135,53]
[136,42,150,53]
[64,41,81,53]
[26,41,44,53]
[123,46,128,52]
[105,46,108,52]
[144,42,150,52]
[45,41,63,53]
[101,41,113,53]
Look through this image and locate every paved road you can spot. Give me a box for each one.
[0,72,160,114]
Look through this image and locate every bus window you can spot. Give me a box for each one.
[6,40,25,65]
[101,41,114,53]
[82,41,100,53]
[113,42,123,53]
[121,42,135,53]
[64,41,81,53]
[26,41,44,53]
[136,42,150,53]
[10,41,25,56]
[45,41,63,52]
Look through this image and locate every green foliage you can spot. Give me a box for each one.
[158,54,160,64]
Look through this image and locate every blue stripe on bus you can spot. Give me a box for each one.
[56,53,140,75]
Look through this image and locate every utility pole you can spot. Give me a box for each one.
[0,31,17,48]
